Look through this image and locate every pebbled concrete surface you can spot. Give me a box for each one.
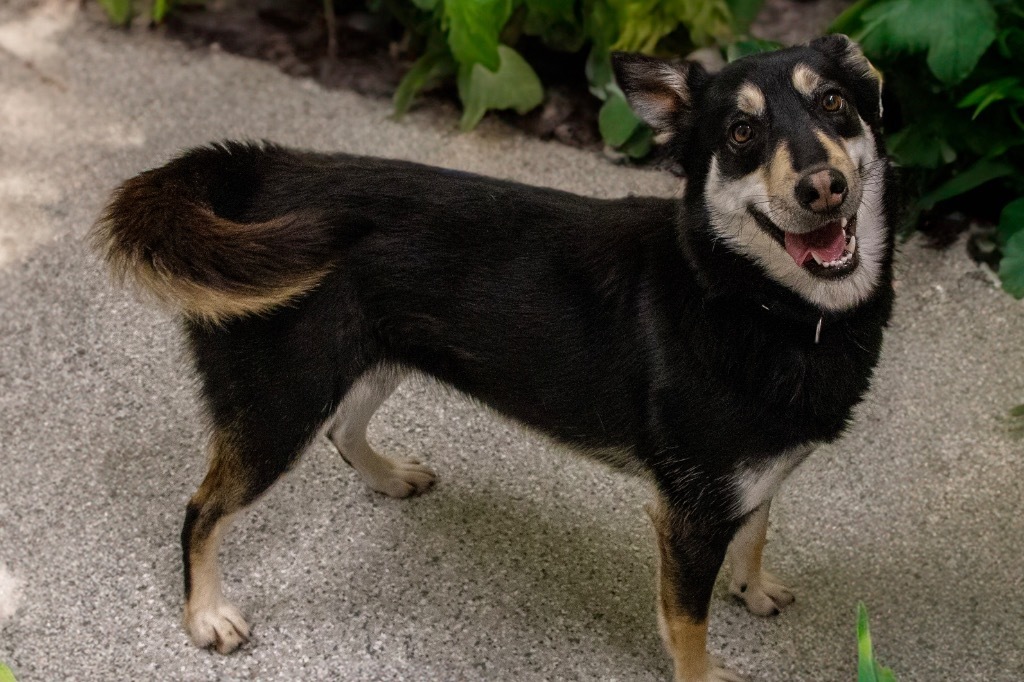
[1,3,1022,681]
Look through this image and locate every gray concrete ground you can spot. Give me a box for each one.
[1,3,1022,681]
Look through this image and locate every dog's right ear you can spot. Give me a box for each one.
[612,53,708,142]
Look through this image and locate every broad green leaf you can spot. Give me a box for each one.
[917,158,1013,209]
[886,125,955,169]
[998,197,1024,244]
[393,47,457,116]
[854,0,998,84]
[998,227,1024,297]
[598,92,642,147]
[457,44,543,130]
[726,38,782,62]
[585,46,614,100]
[958,76,1024,118]
[1010,403,1024,418]
[98,0,132,25]
[725,0,764,32]
[0,662,16,682]
[445,0,513,72]
[830,0,877,36]
[619,123,653,159]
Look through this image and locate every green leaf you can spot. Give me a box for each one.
[958,76,1024,118]
[410,0,439,10]
[829,0,877,36]
[457,44,543,130]
[98,0,132,25]
[598,92,643,147]
[998,227,1024,297]
[393,46,457,116]
[998,197,1024,244]
[917,158,1014,209]
[445,0,513,72]
[725,0,765,33]
[854,0,998,84]
[153,0,171,22]
[726,38,782,62]
[0,662,16,682]
[857,603,898,682]
[619,124,653,159]
[886,125,955,169]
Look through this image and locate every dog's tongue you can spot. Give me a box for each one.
[784,221,846,266]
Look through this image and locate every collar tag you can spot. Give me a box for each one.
[814,316,823,344]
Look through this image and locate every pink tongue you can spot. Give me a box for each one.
[784,221,846,266]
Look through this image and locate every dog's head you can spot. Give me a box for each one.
[614,35,889,312]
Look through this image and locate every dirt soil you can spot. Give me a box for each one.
[161,0,853,152]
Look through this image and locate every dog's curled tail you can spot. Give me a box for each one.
[92,142,337,326]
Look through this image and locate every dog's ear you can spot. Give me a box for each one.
[612,53,708,142]
[810,34,884,124]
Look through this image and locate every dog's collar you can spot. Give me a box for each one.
[753,294,827,344]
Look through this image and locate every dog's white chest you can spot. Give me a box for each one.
[732,445,815,516]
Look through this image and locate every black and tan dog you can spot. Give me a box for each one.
[93,34,895,681]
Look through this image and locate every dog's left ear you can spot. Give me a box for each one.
[810,34,884,124]
[612,52,708,142]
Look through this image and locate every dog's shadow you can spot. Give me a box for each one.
[253,461,665,667]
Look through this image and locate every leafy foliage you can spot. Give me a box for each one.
[0,662,16,682]
[857,603,898,682]
[393,0,762,156]
[832,0,1024,298]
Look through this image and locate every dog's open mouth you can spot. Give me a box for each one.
[750,208,859,279]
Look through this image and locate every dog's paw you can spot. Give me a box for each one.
[682,658,747,682]
[730,570,795,617]
[184,599,250,654]
[366,458,437,498]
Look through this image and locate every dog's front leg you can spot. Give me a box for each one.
[648,493,745,682]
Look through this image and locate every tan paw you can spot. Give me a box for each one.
[366,458,437,498]
[184,599,250,654]
[730,570,795,617]
[681,658,747,682]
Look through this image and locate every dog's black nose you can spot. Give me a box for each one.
[796,169,847,213]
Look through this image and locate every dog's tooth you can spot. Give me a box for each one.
[812,252,824,266]
[848,235,857,253]
[841,217,848,228]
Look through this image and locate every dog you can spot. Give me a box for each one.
[92,34,895,681]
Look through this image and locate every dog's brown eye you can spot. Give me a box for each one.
[822,92,845,112]
[731,122,753,144]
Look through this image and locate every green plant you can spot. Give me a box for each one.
[98,0,191,25]
[392,0,764,156]
[857,603,897,682]
[0,662,17,682]
[832,0,1024,298]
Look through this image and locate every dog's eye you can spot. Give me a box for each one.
[822,92,845,113]
[730,122,753,144]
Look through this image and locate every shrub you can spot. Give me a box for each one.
[832,0,1024,298]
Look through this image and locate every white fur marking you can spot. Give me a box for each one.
[705,141,887,312]
[329,366,437,497]
[732,446,814,517]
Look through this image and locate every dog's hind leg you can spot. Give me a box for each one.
[182,412,330,653]
[727,500,795,617]
[328,366,436,498]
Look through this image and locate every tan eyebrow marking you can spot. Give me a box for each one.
[736,82,766,117]
[792,63,822,98]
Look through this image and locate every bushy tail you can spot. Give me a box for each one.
[91,142,337,325]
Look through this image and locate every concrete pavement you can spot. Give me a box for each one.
[1,3,1022,680]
